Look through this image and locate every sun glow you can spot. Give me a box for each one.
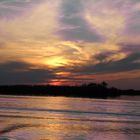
[43,56,68,68]
[56,72,71,76]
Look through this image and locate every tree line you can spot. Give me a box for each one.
[0,81,139,99]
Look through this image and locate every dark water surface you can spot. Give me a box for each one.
[0,95,139,140]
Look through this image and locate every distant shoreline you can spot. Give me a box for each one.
[0,84,139,99]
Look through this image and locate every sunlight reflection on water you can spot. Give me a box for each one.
[0,95,139,140]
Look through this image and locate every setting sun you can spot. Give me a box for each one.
[43,56,68,68]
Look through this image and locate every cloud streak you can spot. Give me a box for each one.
[0,61,55,85]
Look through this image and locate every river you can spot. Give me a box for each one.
[0,95,139,140]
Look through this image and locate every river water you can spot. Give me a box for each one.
[0,95,139,140]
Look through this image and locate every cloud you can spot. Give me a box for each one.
[71,53,140,74]
[0,40,122,68]
[0,0,139,88]
[0,0,62,42]
[82,0,140,46]
[0,0,44,19]
[0,0,64,66]
[59,0,102,42]
[83,0,126,42]
[0,61,55,85]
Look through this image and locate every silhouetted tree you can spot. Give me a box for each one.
[0,81,139,99]
[87,83,97,87]
[101,81,108,88]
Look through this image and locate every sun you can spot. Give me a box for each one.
[43,56,68,68]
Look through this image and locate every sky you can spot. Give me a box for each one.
[0,0,140,89]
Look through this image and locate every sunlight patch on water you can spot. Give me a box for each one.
[0,96,139,140]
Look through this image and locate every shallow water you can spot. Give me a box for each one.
[0,95,139,140]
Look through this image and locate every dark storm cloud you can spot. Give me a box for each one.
[0,61,55,85]
[72,53,140,74]
[59,0,102,42]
